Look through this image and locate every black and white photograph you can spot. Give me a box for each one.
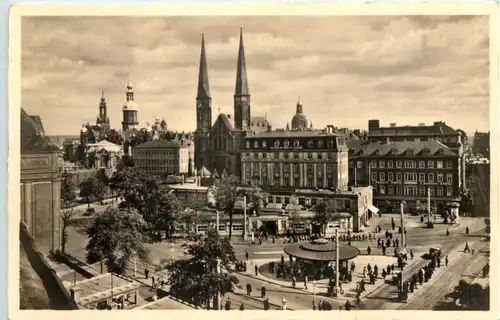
[12,3,497,313]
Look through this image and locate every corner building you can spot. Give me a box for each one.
[348,140,461,213]
[241,127,349,189]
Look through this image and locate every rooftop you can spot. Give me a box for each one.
[167,182,209,191]
[247,129,343,139]
[369,121,458,136]
[71,273,140,306]
[348,140,456,157]
[135,296,196,310]
[134,139,193,149]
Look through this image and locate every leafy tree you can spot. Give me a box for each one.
[60,173,77,205]
[60,206,75,253]
[79,176,107,204]
[85,207,149,274]
[209,176,241,239]
[446,280,489,310]
[149,192,183,239]
[313,199,336,234]
[166,231,238,308]
[179,208,197,235]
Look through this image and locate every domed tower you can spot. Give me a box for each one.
[291,97,308,130]
[97,90,110,131]
[122,69,139,131]
[160,118,167,131]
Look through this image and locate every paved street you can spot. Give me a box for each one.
[63,214,488,310]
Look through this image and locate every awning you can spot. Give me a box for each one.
[368,205,380,214]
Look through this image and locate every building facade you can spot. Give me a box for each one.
[367,120,466,191]
[348,140,461,213]
[133,140,194,177]
[241,126,349,190]
[122,75,139,131]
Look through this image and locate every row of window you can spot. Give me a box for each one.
[245,163,336,174]
[245,176,334,189]
[377,185,453,197]
[246,138,341,149]
[196,224,244,232]
[367,160,453,169]
[136,159,180,165]
[244,152,339,160]
[137,165,180,172]
[371,172,453,183]
[134,150,180,156]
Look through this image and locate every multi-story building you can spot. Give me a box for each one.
[133,140,194,178]
[241,125,349,190]
[348,140,461,214]
[367,120,467,191]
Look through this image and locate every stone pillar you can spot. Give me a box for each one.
[313,163,317,187]
[323,163,327,187]
[279,163,284,186]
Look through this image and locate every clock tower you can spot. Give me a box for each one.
[194,33,212,171]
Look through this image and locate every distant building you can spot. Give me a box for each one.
[348,140,461,214]
[133,140,194,178]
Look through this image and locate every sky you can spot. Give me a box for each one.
[21,15,490,136]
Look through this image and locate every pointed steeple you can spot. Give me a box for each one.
[101,90,105,102]
[197,33,211,98]
[235,27,249,96]
[127,64,133,90]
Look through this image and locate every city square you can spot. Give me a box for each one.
[16,12,492,312]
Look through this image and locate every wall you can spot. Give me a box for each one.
[20,222,78,310]
[21,150,62,253]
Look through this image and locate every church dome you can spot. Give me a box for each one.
[291,97,308,130]
[123,100,138,110]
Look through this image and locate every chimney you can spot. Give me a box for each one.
[390,123,397,128]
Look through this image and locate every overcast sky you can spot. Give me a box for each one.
[21,15,489,135]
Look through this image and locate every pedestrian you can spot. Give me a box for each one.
[445,255,448,266]
[362,267,367,279]
[239,303,245,310]
[261,285,266,298]
[466,226,469,236]
[367,263,372,274]
[225,297,231,310]
[437,257,441,267]
[410,249,414,260]
[382,246,386,256]
[281,255,285,264]
[377,238,381,248]
[304,276,308,289]
[367,246,372,255]
[282,297,287,310]
[255,264,259,276]
[446,228,450,236]
[246,282,252,296]
[351,261,356,272]
[151,275,155,287]
[245,250,249,261]
[292,275,296,288]
[464,242,471,253]
[144,268,149,279]
[263,298,270,310]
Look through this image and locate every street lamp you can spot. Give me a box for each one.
[312,279,317,304]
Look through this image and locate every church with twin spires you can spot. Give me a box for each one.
[194,29,271,179]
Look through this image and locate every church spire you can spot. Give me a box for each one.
[197,33,211,98]
[235,27,249,96]
[127,64,133,90]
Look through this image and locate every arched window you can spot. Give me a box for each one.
[274,140,280,148]
[254,141,259,148]
[308,140,313,148]
[284,140,290,148]
[293,140,300,148]
[246,141,250,148]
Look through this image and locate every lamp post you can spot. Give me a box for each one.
[243,196,248,241]
[400,202,406,254]
[313,279,317,304]
[334,227,340,297]
[427,187,431,223]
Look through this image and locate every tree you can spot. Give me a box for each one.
[149,192,183,239]
[209,176,241,239]
[446,280,489,310]
[60,205,75,253]
[179,208,197,235]
[85,207,149,274]
[166,231,238,308]
[79,176,107,204]
[60,173,77,205]
[313,199,336,235]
